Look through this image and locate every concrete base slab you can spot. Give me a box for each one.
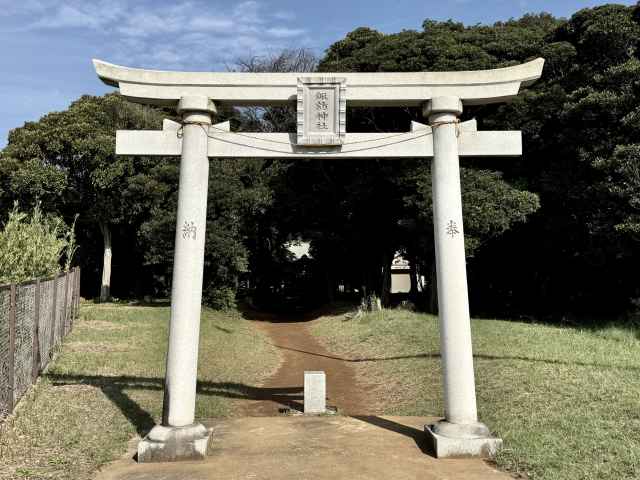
[97,416,512,480]
[425,423,503,458]
[137,423,211,463]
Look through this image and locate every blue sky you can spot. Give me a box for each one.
[0,0,637,148]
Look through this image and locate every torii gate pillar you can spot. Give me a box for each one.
[138,96,216,462]
[424,97,500,457]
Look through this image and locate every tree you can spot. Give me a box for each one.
[1,93,165,301]
[0,203,76,284]
[309,6,640,318]
[313,18,549,308]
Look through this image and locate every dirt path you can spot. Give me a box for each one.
[237,315,377,416]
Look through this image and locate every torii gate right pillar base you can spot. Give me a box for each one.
[425,422,502,458]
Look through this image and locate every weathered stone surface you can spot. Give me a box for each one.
[137,423,211,463]
[428,97,480,430]
[98,416,512,480]
[304,371,326,414]
[93,58,545,107]
[115,119,522,158]
[297,77,346,146]
[425,423,502,458]
[161,99,212,430]
[95,58,544,465]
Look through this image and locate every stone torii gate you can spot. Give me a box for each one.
[94,58,544,462]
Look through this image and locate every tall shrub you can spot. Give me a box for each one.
[0,203,77,284]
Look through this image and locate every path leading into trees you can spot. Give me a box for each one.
[236,310,377,416]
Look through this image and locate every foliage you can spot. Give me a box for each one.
[0,203,76,284]
[401,166,540,256]
[204,286,238,310]
[3,5,640,317]
[135,157,275,307]
[312,5,640,316]
[0,93,166,298]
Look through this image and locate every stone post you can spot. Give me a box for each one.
[423,97,501,458]
[138,96,215,463]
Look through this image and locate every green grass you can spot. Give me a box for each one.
[311,309,640,480]
[0,303,279,480]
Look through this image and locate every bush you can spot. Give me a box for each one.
[204,286,237,310]
[0,203,77,284]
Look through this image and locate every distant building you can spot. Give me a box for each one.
[391,253,424,294]
[286,240,311,260]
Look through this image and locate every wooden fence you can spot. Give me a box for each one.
[0,267,80,420]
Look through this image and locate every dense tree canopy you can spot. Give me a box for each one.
[1,4,639,321]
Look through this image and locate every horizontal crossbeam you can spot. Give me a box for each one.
[115,120,521,159]
[95,58,544,107]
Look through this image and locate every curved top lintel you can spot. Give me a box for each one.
[93,58,544,107]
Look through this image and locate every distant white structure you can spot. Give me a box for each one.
[286,240,311,260]
[390,253,424,294]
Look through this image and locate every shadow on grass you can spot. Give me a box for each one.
[270,345,439,363]
[46,339,640,440]
[89,299,171,307]
[251,344,640,373]
[45,373,303,437]
[45,373,438,457]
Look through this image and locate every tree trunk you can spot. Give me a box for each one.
[428,261,438,314]
[381,251,392,307]
[325,268,334,304]
[99,222,112,302]
[409,253,418,299]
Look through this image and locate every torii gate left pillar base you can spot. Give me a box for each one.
[138,424,210,462]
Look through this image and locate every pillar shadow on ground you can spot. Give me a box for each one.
[48,374,440,460]
[199,326,640,372]
[45,373,304,437]
[352,415,432,455]
[46,351,639,438]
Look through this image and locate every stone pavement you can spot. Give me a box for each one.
[96,416,512,480]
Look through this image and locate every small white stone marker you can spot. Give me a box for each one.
[304,371,326,414]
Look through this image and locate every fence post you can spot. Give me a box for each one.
[8,284,16,413]
[76,268,81,320]
[70,269,76,325]
[32,280,41,381]
[49,273,58,357]
[62,272,69,337]
[71,268,76,324]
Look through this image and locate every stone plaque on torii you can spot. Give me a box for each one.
[94,58,544,462]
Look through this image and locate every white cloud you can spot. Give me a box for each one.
[0,0,49,17]
[189,16,235,33]
[271,11,295,21]
[6,0,309,70]
[266,27,306,38]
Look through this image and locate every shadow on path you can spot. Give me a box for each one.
[353,415,432,455]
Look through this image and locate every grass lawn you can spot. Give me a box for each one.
[311,309,640,480]
[0,303,278,480]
